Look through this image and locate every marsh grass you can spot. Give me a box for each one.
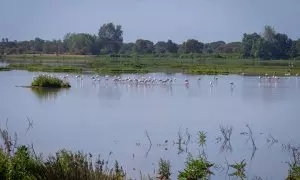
[158,158,171,179]
[178,153,214,180]
[5,54,300,75]
[229,160,247,179]
[1,119,299,180]
[283,144,300,180]
[31,75,71,88]
[0,126,125,180]
[198,131,207,147]
[8,63,82,73]
[0,66,11,71]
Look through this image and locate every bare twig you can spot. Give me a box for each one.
[219,125,233,152]
[266,133,278,148]
[225,157,230,180]
[246,124,257,160]
[25,116,34,134]
[145,130,152,157]
[145,130,152,146]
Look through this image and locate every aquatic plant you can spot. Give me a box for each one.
[158,158,171,179]
[284,144,300,180]
[219,125,233,152]
[198,131,207,147]
[31,75,71,88]
[229,160,247,179]
[178,153,214,180]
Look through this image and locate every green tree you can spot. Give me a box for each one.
[154,41,167,53]
[180,39,204,53]
[166,40,178,53]
[296,39,300,56]
[289,41,298,58]
[98,23,123,53]
[134,39,154,54]
[204,41,225,53]
[263,25,276,42]
[119,43,134,54]
[34,38,45,53]
[272,33,292,59]
[63,33,96,55]
[241,33,261,58]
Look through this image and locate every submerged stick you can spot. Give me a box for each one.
[145,130,152,157]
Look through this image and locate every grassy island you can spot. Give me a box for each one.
[31,75,71,88]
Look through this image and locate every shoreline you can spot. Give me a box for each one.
[1,55,300,76]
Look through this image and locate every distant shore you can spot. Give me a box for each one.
[1,54,300,76]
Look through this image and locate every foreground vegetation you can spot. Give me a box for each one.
[0,124,299,180]
[31,75,71,88]
[0,146,125,180]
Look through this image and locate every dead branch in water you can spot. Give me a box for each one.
[219,125,233,152]
[26,116,34,134]
[145,130,152,157]
[246,124,257,160]
[145,130,152,146]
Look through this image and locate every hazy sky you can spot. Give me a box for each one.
[0,0,299,43]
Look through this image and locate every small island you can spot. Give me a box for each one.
[31,75,71,88]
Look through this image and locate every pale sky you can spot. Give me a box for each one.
[0,0,299,43]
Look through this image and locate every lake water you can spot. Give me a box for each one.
[0,70,300,179]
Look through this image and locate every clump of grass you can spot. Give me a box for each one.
[0,146,125,180]
[198,131,207,147]
[178,153,214,180]
[0,67,11,71]
[229,160,247,179]
[284,144,300,180]
[158,158,171,179]
[31,75,71,88]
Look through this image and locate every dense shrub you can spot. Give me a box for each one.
[31,75,71,88]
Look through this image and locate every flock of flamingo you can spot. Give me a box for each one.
[33,72,299,89]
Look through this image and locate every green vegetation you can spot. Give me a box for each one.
[229,160,247,179]
[198,131,207,147]
[0,124,299,180]
[8,64,82,73]
[31,75,71,88]
[158,158,171,179]
[0,146,125,180]
[0,23,299,60]
[287,164,300,180]
[178,153,214,180]
[4,55,300,75]
[1,23,300,75]
[0,66,11,71]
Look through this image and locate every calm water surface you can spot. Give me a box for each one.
[0,70,300,179]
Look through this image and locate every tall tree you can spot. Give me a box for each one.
[166,40,178,53]
[134,39,154,54]
[34,38,45,53]
[180,39,204,53]
[241,33,261,58]
[119,43,134,54]
[98,23,123,53]
[154,41,167,53]
[63,33,96,55]
[263,26,276,42]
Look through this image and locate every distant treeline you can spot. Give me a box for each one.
[1,23,300,60]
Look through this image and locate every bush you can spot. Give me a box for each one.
[31,75,71,88]
[178,153,214,180]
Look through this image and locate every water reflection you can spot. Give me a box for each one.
[0,61,8,67]
[97,85,122,100]
[31,87,68,102]
[1,71,300,179]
